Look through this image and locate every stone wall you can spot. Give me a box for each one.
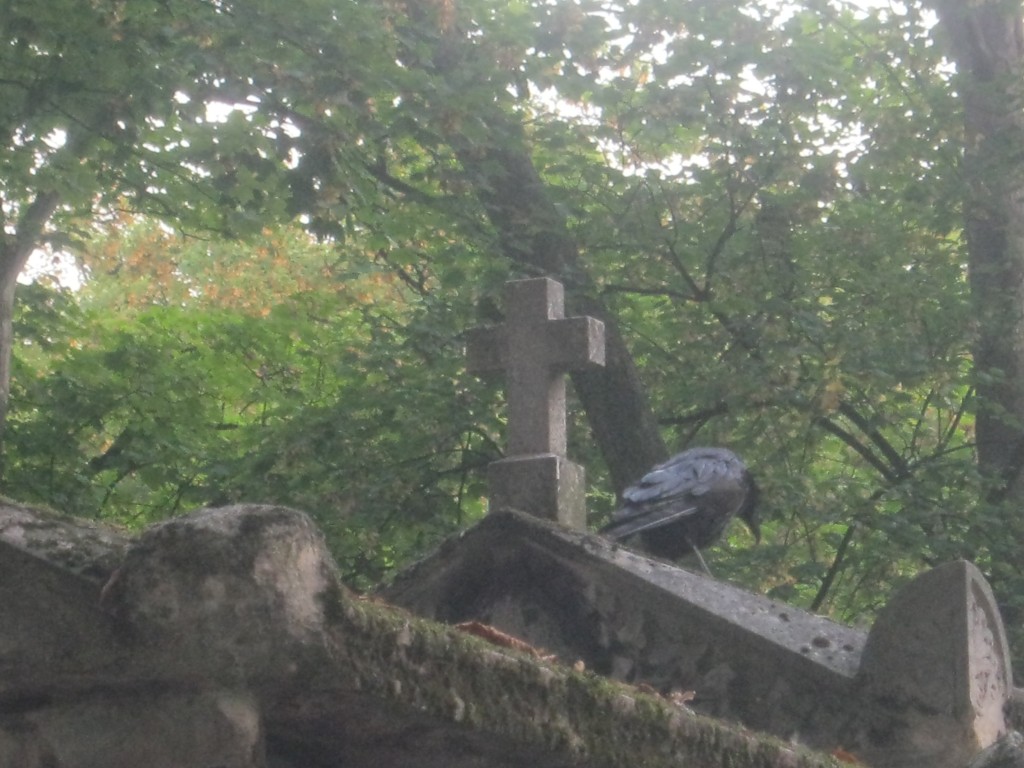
[0,501,843,768]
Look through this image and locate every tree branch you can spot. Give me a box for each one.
[813,415,898,482]
[810,523,856,612]
[837,401,909,478]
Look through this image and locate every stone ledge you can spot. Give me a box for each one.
[0,501,844,768]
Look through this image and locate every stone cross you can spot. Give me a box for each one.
[466,277,605,528]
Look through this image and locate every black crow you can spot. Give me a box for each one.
[600,447,759,573]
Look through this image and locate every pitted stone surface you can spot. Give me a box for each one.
[387,509,1017,767]
[99,504,337,683]
[849,560,1012,768]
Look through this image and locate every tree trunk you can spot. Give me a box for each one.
[389,2,670,491]
[390,5,670,493]
[933,0,1024,500]
[0,191,61,480]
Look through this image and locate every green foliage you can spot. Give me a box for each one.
[421,0,982,628]
[8,226,501,586]
[7,0,1024,661]
[0,0,411,258]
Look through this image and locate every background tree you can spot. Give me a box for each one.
[0,0,397,468]
[931,0,1024,498]
[926,0,1024,625]
[10,221,500,586]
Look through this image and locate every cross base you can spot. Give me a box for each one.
[488,454,586,529]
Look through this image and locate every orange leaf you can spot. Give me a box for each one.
[454,621,556,661]
[831,748,862,764]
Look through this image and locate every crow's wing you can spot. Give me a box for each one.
[600,448,744,541]
[600,501,700,539]
[622,448,740,504]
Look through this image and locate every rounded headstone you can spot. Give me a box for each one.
[855,560,1012,767]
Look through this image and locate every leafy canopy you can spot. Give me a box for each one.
[6,0,1015,653]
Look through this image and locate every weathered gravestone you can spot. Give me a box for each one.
[466,277,605,528]
[846,559,1014,768]
[4,498,1015,768]
[386,509,1019,768]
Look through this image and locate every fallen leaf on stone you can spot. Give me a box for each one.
[831,747,861,763]
[454,621,557,661]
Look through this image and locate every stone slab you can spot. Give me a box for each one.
[488,453,587,528]
[386,509,866,748]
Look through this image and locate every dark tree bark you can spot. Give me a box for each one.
[933,0,1024,500]
[390,7,670,494]
[383,5,670,493]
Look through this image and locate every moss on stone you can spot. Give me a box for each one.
[324,577,844,768]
